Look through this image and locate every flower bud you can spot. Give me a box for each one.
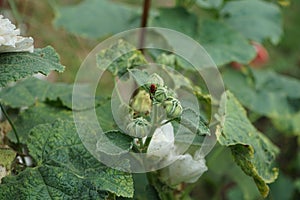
[163,97,182,118]
[130,90,152,115]
[154,86,169,103]
[126,117,151,138]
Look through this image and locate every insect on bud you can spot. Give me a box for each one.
[163,97,183,118]
[150,84,157,94]
[126,117,151,138]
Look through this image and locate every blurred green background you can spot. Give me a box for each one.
[1,0,299,199]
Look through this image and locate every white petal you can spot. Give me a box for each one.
[160,154,208,186]
[0,36,34,53]
[147,122,174,161]
[0,15,34,53]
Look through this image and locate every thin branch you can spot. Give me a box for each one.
[139,0,151,52]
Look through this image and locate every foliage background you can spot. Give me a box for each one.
[0,0,299,199]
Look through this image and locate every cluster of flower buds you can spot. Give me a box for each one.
[126,73,183,138]
[147,73,183,119]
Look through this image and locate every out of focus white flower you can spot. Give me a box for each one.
[0,15,34,53]
[147,122,208,186]
[160,153,207,186]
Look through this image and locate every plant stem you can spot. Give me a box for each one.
[0,104,20,144]
[139,0,151,52]
[7,0,22,26]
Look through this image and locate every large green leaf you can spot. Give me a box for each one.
[220,0,283,44]
[0,46,64,87]
[0,77,96,110]
[0,120,134,198]
[216,91,279,198]
[54,0,140,39]
[198,20,256,66]
[223,68,300,136]
[149,7,255,66]
[7,103,73,143]
[8,99,116,143]
[151,7,198,38]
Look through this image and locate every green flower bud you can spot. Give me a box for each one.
[126,117,151,138]
[154,86,169,103]
[131,90,152,115]
[163,97,183,118]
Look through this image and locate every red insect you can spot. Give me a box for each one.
[150,84,157,94]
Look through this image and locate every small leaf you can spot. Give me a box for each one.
[180,108,210,136]
[128,69,150,87]
[0,46,64,87]
[97,39,147,77]
[221,0,283,44]
[216,91,279,198]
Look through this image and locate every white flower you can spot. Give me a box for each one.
[159,153,207,186]
[147,122,175,161]
[0,15,34,53]
[147,122,208,186]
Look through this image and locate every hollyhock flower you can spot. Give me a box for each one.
[0,15,34,53]
[147,122,208,186]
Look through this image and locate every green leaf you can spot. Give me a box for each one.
[151,7,198,38]
[180,108,210,136]
[0,120,134,198]
[223,68,300,136]
[0,77,95,110]
[220,0,283,44]
[269,173,295,200]
[198,20,256,66]
[54,0,140,39]
[148,7,255,66]
[0,46,64,87]
[128,69,150,87]
[96,130,133,156]
[0,149,16,183]
[97,39,147,77]
[216,91,279,198]
[0,149,15,169]
[271,111,300,136]
[7,103,73,143]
